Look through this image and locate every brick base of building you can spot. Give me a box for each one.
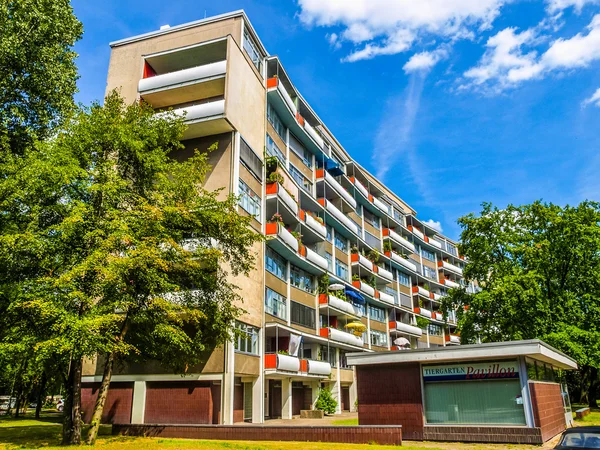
[423,425,543,444]
[112,424,402,445]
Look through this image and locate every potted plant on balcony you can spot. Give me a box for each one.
[277,350,289,355]
[366,276,376,288]
[267,171,284,185]
[352,274,360,282]
[368,249,380,263]
[291,231,303,244]
[345,321,367,336]
[423,283,430,291]
[383,241,392,253]
[270,212,283,224]
[350,245,358,254]
[318,274,330,295]
[416,317,430,330]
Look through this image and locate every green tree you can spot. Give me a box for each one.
[0,0,82,154]
[442,201,600,407]
[315,387,338,415]
[0,92,263,445]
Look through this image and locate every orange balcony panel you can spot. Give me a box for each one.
[411,285,419,294]
[315,168,325,179]
[373,266,379,273]
[265,222,278,235]
[389,321,396,329]
[266,182,278,195]
[317,198,326,207]
[298,244,306,257]
[437,260,444,268]
[319,328,329,338]
[382,228,391,237]
[352,281,362,290]
[266,77,278,89]
[264,353,277,369]
[300,359,308,372]
[424,236,430,243]
[296,112,305,126]
[318,294,328,304]
[299,209,306,221]
[350,253,360,263]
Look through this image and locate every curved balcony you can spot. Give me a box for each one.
[264,353,300,372]
[385,251,418,272]
[428,238,443,249]
[266,77,297,116]
[266,222,299,252]
[306,247,328,271]
[378,291,395,305]
[352,280,375,297]
[305,360,332,376]
[433,311,444,321]
[389,321,423,337]
[139,60,226,95]
[445,334,461,345]
[444,279,460,289]
[350,253,373,271]
[350,177,369,199]
[303,212,327,239]
[438,260,463,276]
[319,199,359,235]
[412,285,432,299]
[319,294,363,318]
[266,182,298,215]
[320,327,364,347]
[171,100,225,122]
[383,228,415,253]
[316,170,357,209]
[373,197,390,215]
[414,307,432,318]
[375,266,394,282]
[408,225,425,241]
[304,120,324,149]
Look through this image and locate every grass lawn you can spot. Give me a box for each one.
[572,404,600,426]
[1,408,598,450]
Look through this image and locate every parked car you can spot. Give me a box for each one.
[56,399,64,412]
[556,427,600,449]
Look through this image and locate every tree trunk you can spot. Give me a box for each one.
[35,371,47,419]
[85,353,114,445]
[62,356,83,445]
[14,382,22,418]
[589,367,599,409]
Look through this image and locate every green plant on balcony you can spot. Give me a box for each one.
[423,283,430,291]
[383,241,392,252]
[416,317,430,330]
[267,171,284,185]
[290,231,303,243]
[368,249,380,263]
[366,276,376,288]
[419,299,424,308]
[352,274,360,282]
[332,290,347,302]
[270,212,283,223]
[318,273,330,294]
[350,245,358,254]
[277,350,289,355]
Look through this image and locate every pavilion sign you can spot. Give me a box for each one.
[423,361,519,382]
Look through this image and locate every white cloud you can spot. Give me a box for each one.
[297,0,509,62]
[326,33,341,49]
[463,14,600,90]
[546,0,600,13]
[403,48,448,73]
[424,219,444,233]
[582,87,600,107]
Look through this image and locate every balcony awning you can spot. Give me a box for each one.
[317,155,344,177]
[345,288,365,304]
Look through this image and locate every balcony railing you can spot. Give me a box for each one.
[316,170,357,208]
[383,228,415,253]
[428,238,443,249]
[373,197,390,214]
[267,77,297,115]
[306,247,328,271]
[305,360,332,376]
[433,311,444,321]
[386,251,418,272]
[266,182,298,215]
[389,321,423,337]
[266,223,299,252]
[303,212,327,239]
[414,307,432,318]
[304,120,324,149]
[352,280,375,297]
[378,291,395,305]
[439,260,463,275]
[409,225,424,241]
[350,177,369,199]
[138,60,227,94]
[376,266,394,281]
[319,294,363,318]
[446,334,461,344]
[351,253,373,271]
[170,99,225,122]
[264,353,300,372]
[412,285,432,299]
[444,279,460,289]
[320,327,364,347]
[319,199,359,234]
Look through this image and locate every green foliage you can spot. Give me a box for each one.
[442,200,600,406]
[267,172,284,184]
[383,241,392,252]
[315,387,337,415]
[0,0,83,155]
[318,274,330,295]
[367,249,380,263]
[350,245,358,254]
[416,317,430,330]
[352,274,360,282]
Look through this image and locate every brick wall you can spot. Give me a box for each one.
[81,382,133,424]
[113,424,402,445]
[424,425,543,444]
[144,381,218,425]
[529,382,566,442]
[356,363,424,440]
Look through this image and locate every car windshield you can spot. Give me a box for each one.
[561,432,600,448]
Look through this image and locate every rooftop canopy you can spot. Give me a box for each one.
[347,339,577,370]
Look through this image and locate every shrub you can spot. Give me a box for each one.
[315,387,337,415]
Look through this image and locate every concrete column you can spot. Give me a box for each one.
[264,378,269,419]
[310,381,320,409]
[334,348,342,414]
[253,329,264,424]
[130,381,146,424]
[281,377,293,419]
[349,372,358,413]
[519,356,535,427]
[221,340,235,424]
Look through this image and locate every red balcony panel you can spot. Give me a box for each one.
[266,183,278,195]
[266,77,278,89]
[319,328,329,338]
[265,222,278,235]
[264,354,277,369]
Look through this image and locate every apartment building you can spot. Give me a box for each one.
[81,10,467,427]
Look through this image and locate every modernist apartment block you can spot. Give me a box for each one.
[82,10,469,426]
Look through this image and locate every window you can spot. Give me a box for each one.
[349,218,362,236]
[326,225,333,242]
[370,330,388,347]
[384,286,398,304]
[238,179,261,222]
[289,133,312,168]
[398,271,411,287]
[423,266,437,280]
[234,321,259,355]
[289,163,312,193]
[422,248,436,262]
[364,210,380,229]
[240,138,263,181]
[369,305,386,323]
[446,243,458,256]
[267,102,285,140]
[266,248,286,280]
[364,231,381,250]
[339,350,350,369]
[324,251,333,272]
[290,265,314,293]
[266,134,285,164]
[320,345,336,367]
[265,288,287,319]
[243,28,261,71]
[291,301,315,329]
[334,235,348,252]
[428,324,443,336]
[335,259,349,281]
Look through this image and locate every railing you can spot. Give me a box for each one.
[304,120,325,149]
[373,197,390,214]
[390,321,423,337]
[317,170,357,208]
[321,327,364,347]
[378,291,395,305]
[264,353,300,372]
[306,360,332,376]
[306,247,328,270]
[429,238,443,249]
[304,213,327,238]
[444,279,460,288]
[352,280,375,297]
[351,177,369,199]
[277,80,297,115]
[387,251,418,272]
[320,199,359,234]
[266,183,298,214]
[351,253,373,271]
[376,266,394,281]
[319,294,362,317]
[384,229,415,253]
[412,285,431,298]
[170,99,225,122]
[414,307,432,318]
[265,222,299,252]
[410,226,424,240]
[446,334,461,344]
[138,60,227,93]
[439,260,463,275]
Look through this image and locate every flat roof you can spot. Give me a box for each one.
[347,339,577,370]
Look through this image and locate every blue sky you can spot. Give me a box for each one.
[71,0,600,239]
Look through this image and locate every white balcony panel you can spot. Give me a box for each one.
[443,260,464,275]
[388,229,415,253]
[172,100,225,122]
[139,61,227,93]
[378,291,395,305]
[277,184,298,214]
[328,327,364,347]
[377,266,394,281]
[433,312,444,321]
[357,254,373,271]
[278,225,299,252]
[276,354,300,372]
[444,279,460,289]
[306,248,328,270]
[417,307,432,318]
[277,81,297,116]
[305,214,327,238]
[327,295,362,317]
[373,197,390,214]
[304,120,324,149]
[433,293,442,301]
[325,201,358,234]
[355,281,375,297]
[324,171,357,208]
[394,322,423,337]
[416,286,431,297]
[429,239,443,249]
[390,252,418,272]
[448,335,461,344]
[353,178,370,199]
[412,227,425,240]
[307,360,332,376]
